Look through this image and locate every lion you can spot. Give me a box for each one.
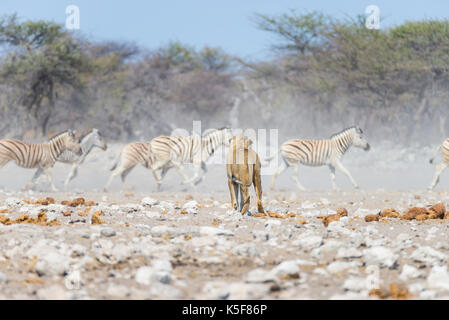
[226,133,265,215]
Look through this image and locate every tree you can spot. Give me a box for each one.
[0,14,93,135]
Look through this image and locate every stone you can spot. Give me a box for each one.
[336,247,363,259]
[427,266,449,291]
[363,247,398,269]
[141,197,159,207]
[399,264,424,281]
[410,246,447,265]
[35,251,70,276]
[100,227,116,237]
[297,235,323,250]
[199,226,233,236]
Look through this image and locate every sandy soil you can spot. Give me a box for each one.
[0,143,449,299]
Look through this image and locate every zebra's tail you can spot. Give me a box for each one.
[110,151,122,171]
[429,145,441,164]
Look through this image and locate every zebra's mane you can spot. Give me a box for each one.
[76,129,94,141]
[329,126,361,139]
[202,127,226,137]
[48,130,70,142]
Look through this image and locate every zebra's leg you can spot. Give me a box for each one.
[23,167,43,191]
[192,162,207,186]
[152,169,163,191]
[64,163,79,190]
[329,165,338,190]
[291,164,307,191]
[43,167,58,192]
[171,161,192,185]
[334,160,359,189]
[105,163,135,191]
[120,166,135,191]
[428,161,449,190]
[270,161,288,190]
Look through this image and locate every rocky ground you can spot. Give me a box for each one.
[1,189,449,300]
[1,142,449,299]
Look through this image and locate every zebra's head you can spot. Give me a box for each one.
[84,128,107,151]
[62,130,83,155]
[219,127,233,146]
[352,127,370,151]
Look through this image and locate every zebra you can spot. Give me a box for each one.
[55,128,107,190]
[428,138,449,190]
[267,126,370,190]
[104,141,158,191]
[0,130,82,191]
[105,127,233,191]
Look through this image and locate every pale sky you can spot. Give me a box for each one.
[1,0,448,60]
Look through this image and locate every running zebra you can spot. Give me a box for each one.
[428,138,449,190]
[0,130,82,191]
[55,128,107,190]
[267,126,370,190]
[104,141,160,191]
[105,127,233,191]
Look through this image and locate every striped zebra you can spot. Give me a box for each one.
[104,141,160,191]
[55,128,107,190]
[105,127,233,191]
[428,138,449,190]
[267,126,370,190]
[0,130,82,191]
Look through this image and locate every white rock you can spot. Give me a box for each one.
[5,197,21,206]
[183,200,198,209]
[343,277,367,292]
[320,240,343,255]
[363,247,398,269]
[297,235,323,250]
[100,227,116,237]
[410,246,447,265]
[336,247,362,259]
[201,281,230,299]
[145,211,161,219]
[399,264,423,281]
[269,261,300,278]
[141,197,159,207]
[35,251,70,276]
[327,261,360,274]
[427,266,449,291]
[135,267,155,286]
[199,226,233,236]
[152,259,172,272]
[246,269,275,283]
[301,201,316,209]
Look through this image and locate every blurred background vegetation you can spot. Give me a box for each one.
[0,11,448,145]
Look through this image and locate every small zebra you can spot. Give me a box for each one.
[0,130,82,191]
[56,128,107,190]
[428,138,449,190]
[267,126,370,190]
[104,141,159,191]
[105,127,233,191]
